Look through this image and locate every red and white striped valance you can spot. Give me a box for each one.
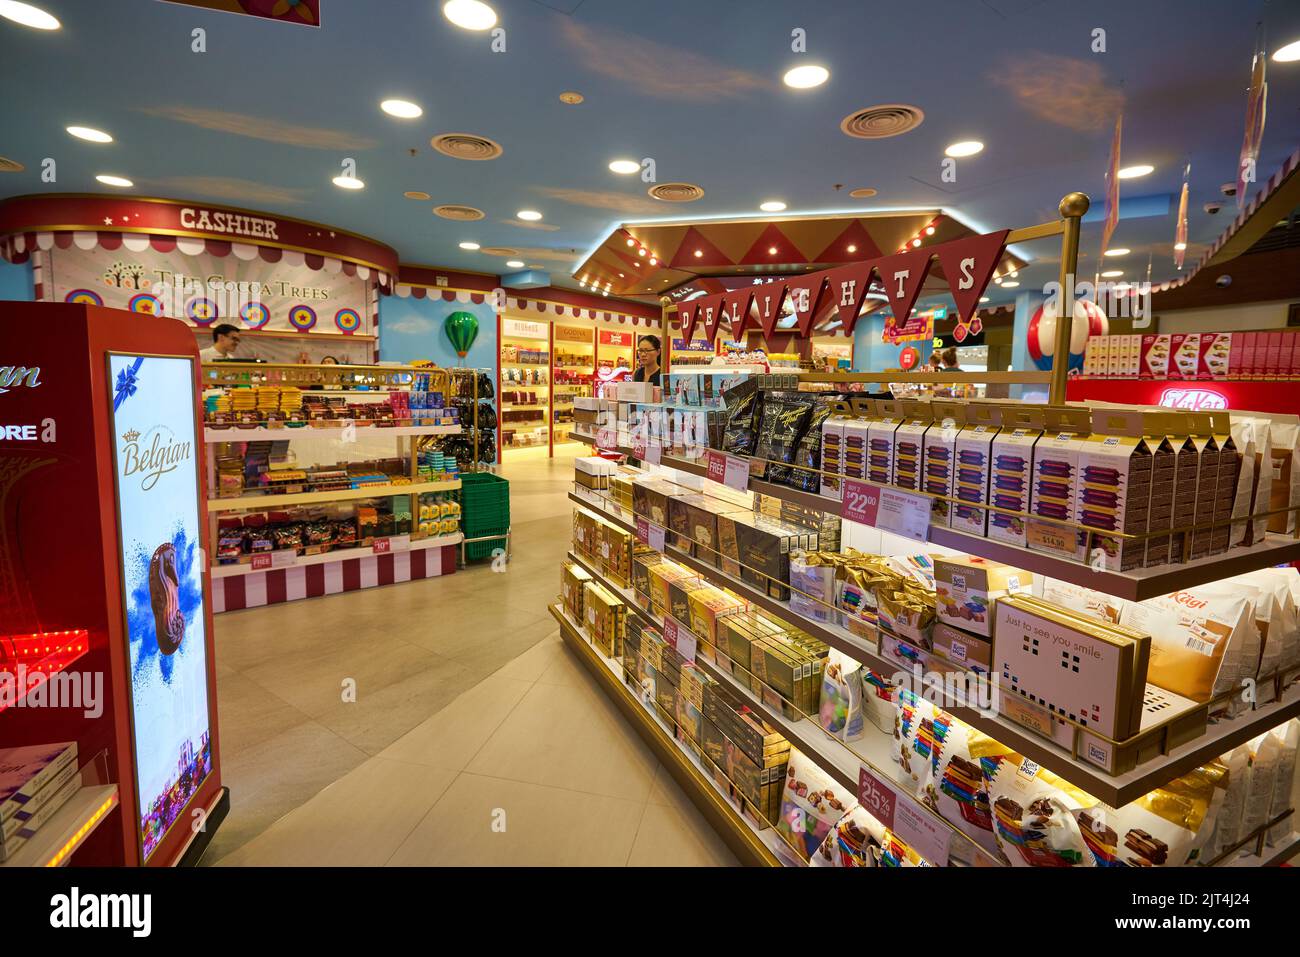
[0,230,392,290]
[505,295,660,327]
[392,285,489,305]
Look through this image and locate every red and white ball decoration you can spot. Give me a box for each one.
[1027,298,1108,372]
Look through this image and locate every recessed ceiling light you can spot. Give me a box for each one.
[442,0,496,31]
[783,64,829,89]
[608,159,640,175]
[1117,164,1153,179]
[693,249,703,258]
[768,246,778,255]
[944,140,984,157]
[505,260,525,268]
[0,1,59,29]
[618,272,624,278]
[649,257,657,265]
[637,248,646,257]
[979,297,990,303]
[849,187,878,198]
[993,276,1003,284]
[925,226,935,235]
[1104,247,1130,257]
[911,238,922,247]
[1272,39,1300,62]
[516,209,542,221]
[1101,269,1124,278]
[760,201,786,212]
[95,174,133,188]
[403,190,431,200]
[1001,281,1020,288]
[847,244,857,253]
[332,175,364,189]
[459,241,480,250]
[381,99,423,119]
[67,126,112,143]
[1174,242,1187,251]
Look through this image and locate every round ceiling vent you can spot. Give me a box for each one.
[430,133,503,161]
[849,187,878,198]
[480,246,519,257]
[559,91,584,105]
[840,105,925,139]
[0,156,24,173]
[432,204,485,221]
[648,182,704,203]
[403,190,431,200]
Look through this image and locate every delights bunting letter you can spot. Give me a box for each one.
[753,281,788,343]
[699,294,725,344]
[678,299,701,341]
[785,273,829,338]
[934,229,1009,324]
[881,247,934,332]
[822,261,878,335]
[722,287,755,340]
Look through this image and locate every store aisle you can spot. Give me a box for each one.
[204,450,736,865]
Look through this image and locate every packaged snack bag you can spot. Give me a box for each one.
[918,720,1013,860]
[984,753,1097,867]
[808,804,888,867]
[1078,780,1214,867]
[818,647,865,742]
[777,750,855,861]
[893,688,951,789]
[1243,731,1282,840]
[1268,720,1300,847]
[1211,744,1253,859]
[789,550,845,626]
[1040,577,1128,624]
[861,668,898,734]
[1267,417,1300,535]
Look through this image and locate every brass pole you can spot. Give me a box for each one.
[1050,192,1091,404]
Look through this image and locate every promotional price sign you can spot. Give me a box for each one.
[250,549,297,571]
[372,534,411,555]
[857,766,897,831]
[841,479,930,541]
[664,616,697,663]
[643,442,662,466]
[706,449,750,492]
[894,797,953,866]
[636,518,650,544]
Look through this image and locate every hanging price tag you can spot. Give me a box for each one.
[841,479,930,542]
[662,615,679,647]
[648,523,666,552]
[636,518,650,544]
[857,766,898,831]
[373,534,411,555]
[893,795,952,865]
[706,449,750,492]
[663,616,696,663]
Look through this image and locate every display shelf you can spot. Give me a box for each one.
[796,370,1051,385]
[0,785,119,868]
[0,630,90,715]
[564,548,1001,866]
[569,431,1300,603]
[210,532,464,578]
[205,424,462,442]
[568,488,1300,806]
[502,361,549,368]
[209,479,461,511]
[549,603,790,867]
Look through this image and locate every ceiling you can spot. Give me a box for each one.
[2,0,1299,311]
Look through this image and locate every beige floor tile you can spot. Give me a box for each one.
[626,801,740,867]
[492,630,564,683]
[384,772,644,866]
[400,604,552,658]
[216,757,458,867]
[646,761,693,808]
[466,680,658,802]
[534,641,595,688]
[379,673,535,771]
[200,721,369,864]
[449,618,560,681]
[215,669,310,760]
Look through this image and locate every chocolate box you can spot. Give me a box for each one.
[866,400,901,486]
[561,560,593,623]
[935,555,1032,637]
[988,407,1043,546]
[582,581,625,660]
[819,416,848,500]
[1075,408,1158,572]
[842,417,871,483]
[686,585,747,652]
[1184,412,1222,561]
[646,561,699,619]
[1198,333,1232,379]
[1165,418,1201,564]
[1027,406,1092,561]
[951,402,1001,536]
[931,621,993,675]
[674,493,749,567]
[1140,334,1171,379]
[631,477,682,529]
[994,594,1148,742]
[923,400,965,526]
[1209,411,1240,554]
[597,521,633,585]
[892,398,934,492]
[1171,333,1201,379]
[717,511,818,600]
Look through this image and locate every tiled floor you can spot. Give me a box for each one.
[204,446,736,866]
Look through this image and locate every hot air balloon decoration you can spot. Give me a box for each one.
[444,311,480,362]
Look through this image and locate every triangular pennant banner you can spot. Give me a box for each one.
[785,272,830,337]
[822,261,878,334]
[722,288,755,340]
[699,294,725,344]
[934,229,1009,324]
[751,281,788,342]
[879,248,934,335]
[678,299,701,341]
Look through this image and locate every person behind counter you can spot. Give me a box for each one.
[940,346,960,371]
[200,323,241,362]
[633,334,661,386]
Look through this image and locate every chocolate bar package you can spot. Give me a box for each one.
[687,585,747,656]
[721,389,759,456]
[561,560,593,623]
[631,477,682,529]
[668,492,747,566]
[756,393,817,483]
[1184,412,1222,561]
[783,396,838,492]
[1075,409,1161,572]
[951,402,1001,536]
[923,400,966,527]
[892,398,934,492]
[582,581,625,660]
[935,555,1031,638]
[1143,411,1182,567]
[819,411,851,500]
[988,407,1044,546]
[1209,411,1241,554]
[867,400,901,485]
[1027,406,1092,561]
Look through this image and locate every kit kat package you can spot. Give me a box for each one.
[923,401,965,527]
[1170,333,1201,380]
[951,403,1001,536]
[1140,334,1172,380]
[892,398,933,492]
[988,407,1044,546]
[1027,406,1092,562]
[867,400,902,487]
[1198,333,1232,380]
[1075,409,1160,572]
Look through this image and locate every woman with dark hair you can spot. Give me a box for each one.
[633,334,662,386]
[940,346,960,371]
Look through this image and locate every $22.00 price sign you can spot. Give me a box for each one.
[840,479,930,542]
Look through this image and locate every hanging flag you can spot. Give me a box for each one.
[821,261,878,333]
[1101,115,1122,258]
[934,229,1009,325]
[784,273,829,337]
[1237,45,1268,209]
[678,299,702,340]
[880,247,934,340]
[721,288,755,340]
[699,294,726,343]
[751,281,788,343]
[1174,162,1190,269]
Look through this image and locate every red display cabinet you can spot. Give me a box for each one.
[1,302,226,866]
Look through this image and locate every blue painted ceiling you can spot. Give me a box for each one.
[2,0,1299,309]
